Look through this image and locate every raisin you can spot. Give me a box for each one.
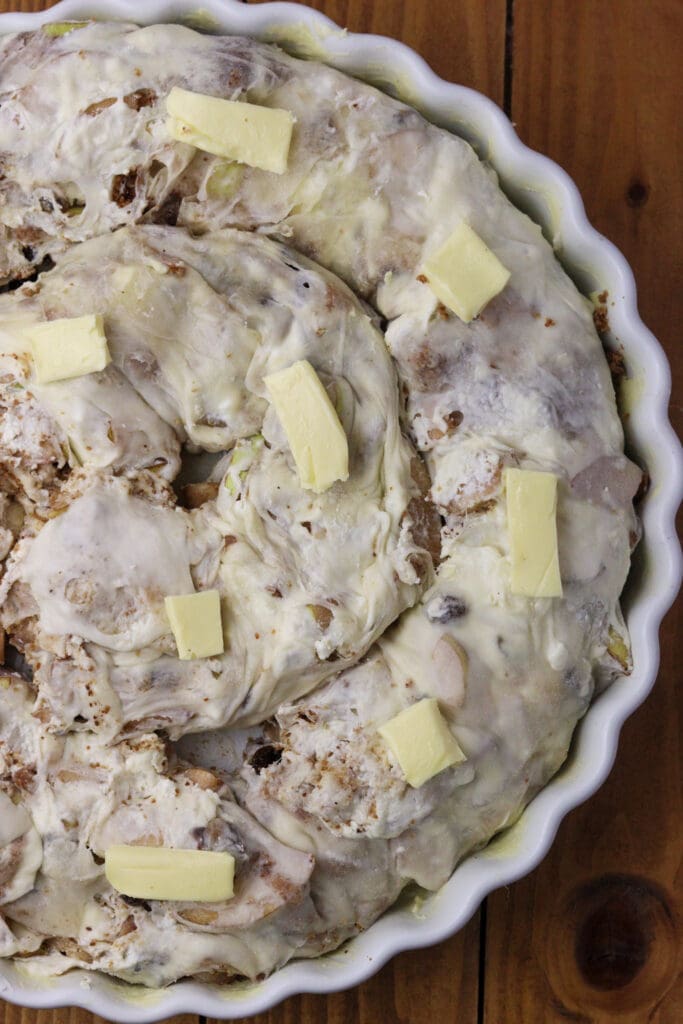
[444,410,463,433]
[249,745,283,773]
[426,594,468,624]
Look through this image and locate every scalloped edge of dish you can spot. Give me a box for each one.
[0,1,680,1020]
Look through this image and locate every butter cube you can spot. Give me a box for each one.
[379,698,465,788]
[105,845,235,902]
[27,314,111,384]
[166,87,294,174]
[504,468,563,598]
[420,222,510,322]
[42,21,88,36]
[264,360,349,493]
[164,590,224,660]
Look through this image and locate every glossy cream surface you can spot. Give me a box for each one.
[0,21,639,987]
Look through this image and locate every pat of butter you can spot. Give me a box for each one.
[42,21,88,36]
[264,359,349,493]
[420,222,510,322]
[27,314,111,385]
[105,845,235,902]
[166,87,294,174]
[164,590,224,660]
[504,468,563,598]
[378,698,465,788]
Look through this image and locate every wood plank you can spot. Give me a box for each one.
[0,0,59,10]
[483,2,683,1022]
[509,0,682,406]
[0,1009,196,1024]
[249,0,507,102]
[217,929,481,1024]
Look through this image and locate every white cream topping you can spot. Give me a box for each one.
[0,226,424,738]
[0,21,639,989]
[0,792,43,905]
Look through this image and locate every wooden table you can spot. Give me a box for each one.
[0,1,680,1021]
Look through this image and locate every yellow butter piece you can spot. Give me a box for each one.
[264,359,349,493]
[105,845,235,902]
[378,698,465,788]
[166,87,294,174]
[420,222,510,322]
[504,468,563,598]
[27,314,111,385]
[164,590,224,660]
[42,21,88,36]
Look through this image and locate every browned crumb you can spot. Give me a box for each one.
[606,346,626,385]
[593,304,610,335]
[110,168,139,208]
[123,88,157,110]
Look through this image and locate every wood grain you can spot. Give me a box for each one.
[0,0,58,9]
[213,928,481,1024]
[483,2,683,1022]
[249,0,507,101]
[0,1,680,1023]
[0,1010,196,1024]
[509,0,683,425]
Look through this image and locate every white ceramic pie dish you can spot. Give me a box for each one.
[0,0,680,1019]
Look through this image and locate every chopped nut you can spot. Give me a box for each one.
[179,907,219,925]
[116,915,137,938]
[111,168,139,207]
[123,88,157,111]
[402,494,441,567]
[50,938,93,963]
[180,482,219,509]
[184,766,221,791]
[308,604,333,631]
[83,97,117,117]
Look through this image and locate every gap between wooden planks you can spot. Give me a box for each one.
[0,1,680,1022]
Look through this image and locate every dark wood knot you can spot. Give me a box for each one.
[545,874,679,1016]
[574,876,654,989]
[625,180,649,207]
